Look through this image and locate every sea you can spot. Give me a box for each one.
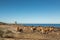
[22,24,60,28]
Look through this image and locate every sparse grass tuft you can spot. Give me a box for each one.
[0,30,4,37]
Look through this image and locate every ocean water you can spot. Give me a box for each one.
[22,24,60,27]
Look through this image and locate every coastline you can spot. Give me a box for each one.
[0,23,60,40]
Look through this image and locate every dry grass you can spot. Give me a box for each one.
[0,25,60,40]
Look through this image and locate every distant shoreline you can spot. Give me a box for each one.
[0,22,60,28]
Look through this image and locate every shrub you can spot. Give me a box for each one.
[5,30,13,34]
[2,30,14,38]
[0,30,4,37]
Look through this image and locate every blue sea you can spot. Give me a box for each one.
[22,24,60,28]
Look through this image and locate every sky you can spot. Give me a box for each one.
[0,0,60,24]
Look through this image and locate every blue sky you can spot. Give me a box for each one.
[0,0,60,24]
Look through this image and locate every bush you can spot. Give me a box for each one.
[2,30,14,38]
[5,30,13,34]
[0,30,4,37]
[3,33,14,38]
